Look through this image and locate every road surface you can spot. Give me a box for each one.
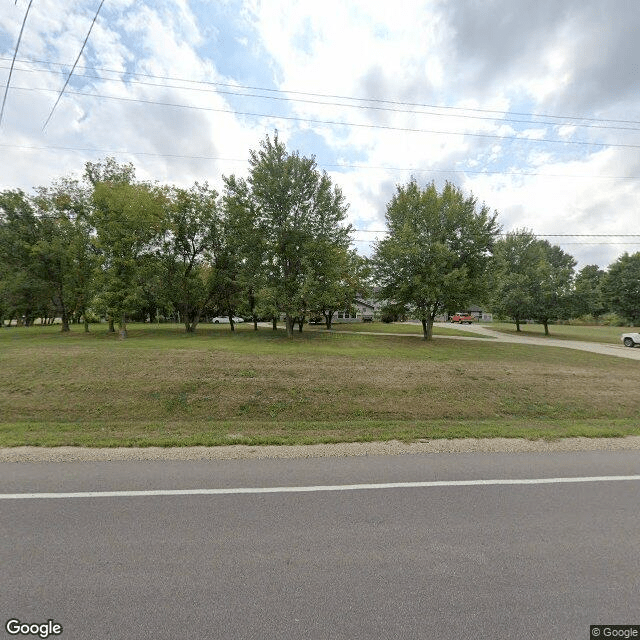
[2,451,639,639]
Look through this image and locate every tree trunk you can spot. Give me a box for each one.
[249,291,258,331]
[421,316,434,340]
[83,315,90,333]
[515,319,521,332]
[543,320,549,335]
[228,314,235,332]
[285,314,294,338]
[61,309,70,333]
[324,311,333,330]
[272,317,278,331]
[185,312,200,333]
[297,317,304,332]
[119,312,127,339]
[108,317,115,333]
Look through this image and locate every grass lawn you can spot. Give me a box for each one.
[1,322,639,447]
[489,322,640,344]
[307,321,481,337]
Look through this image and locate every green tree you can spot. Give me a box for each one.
[0,190,50,326]
[493,231,575,334]
[492,230,539,331]
[373,180,498,340]
[306,248,370,330]
[91,177,167,338]
[228,134,351,337]
[32,178,96,332]
[531,242,576,334]
[572,264,607,321]
[603,252,640,325]
[163,183,222,333]
[223,174,266,330]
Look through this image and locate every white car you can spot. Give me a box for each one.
[621,332,640,347]
[211,316,244,324]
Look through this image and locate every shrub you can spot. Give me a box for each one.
[600,312,627,327]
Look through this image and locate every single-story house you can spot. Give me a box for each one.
[332,299,376,323]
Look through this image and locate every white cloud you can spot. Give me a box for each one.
[1,0,639,267]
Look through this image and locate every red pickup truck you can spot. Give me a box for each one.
[449,314,475,324]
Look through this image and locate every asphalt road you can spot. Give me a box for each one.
[2,451,640,640]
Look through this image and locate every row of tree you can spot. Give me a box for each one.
[0,135,367,338]
[1,135,639,340]
[373,178,640,338]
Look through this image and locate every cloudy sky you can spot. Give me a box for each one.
[1,0,639,268]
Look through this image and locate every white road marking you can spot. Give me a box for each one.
[1,475,640,500]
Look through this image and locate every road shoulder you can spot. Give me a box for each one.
[2,436,640,462]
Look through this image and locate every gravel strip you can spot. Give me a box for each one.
[2,436,640,462]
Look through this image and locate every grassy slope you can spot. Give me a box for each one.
[1,322,639,447]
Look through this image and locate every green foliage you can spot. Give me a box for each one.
[0,190,51,325]
[603,252,640,325]
[31,178,97,331]
[91,172,168,337]
[373,180,498,339]
[492,230,576,334]
[162,183,222,332]
[305,248,370,329]
[600,312,628,327]
[379,302,407,323]
[572,264,608,320]
[224,133,352,337]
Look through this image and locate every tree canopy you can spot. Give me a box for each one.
[603,252,640,325]
[492,230,576,334]
[224,134,352,337]
[373,179,499,340]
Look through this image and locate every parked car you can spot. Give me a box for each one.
[621,332,640,347]
[449,314,475,324]
[211,316,244,324]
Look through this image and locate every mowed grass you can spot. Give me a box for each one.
[307,321,481,337]
[1,322,639,447]
[490,321,640,344]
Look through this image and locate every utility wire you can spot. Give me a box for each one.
[3,141,640,181]
[4,54,640,128]
[0,0,33,128]
[351,231,640,236]
[42,0,105,131]
[15,85,640,150]
[3,62,640,133]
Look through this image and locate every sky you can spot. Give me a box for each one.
[1,0,640,268]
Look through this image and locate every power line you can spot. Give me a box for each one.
[42,0,105,132]
[13,85,640,150]
[3,142,640,181]
[352,231,640,237]
[4,61,640,133]
[4,54,640,128]
[351,231,640,246]
[351,238,640,246]
[0,0,33,128]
